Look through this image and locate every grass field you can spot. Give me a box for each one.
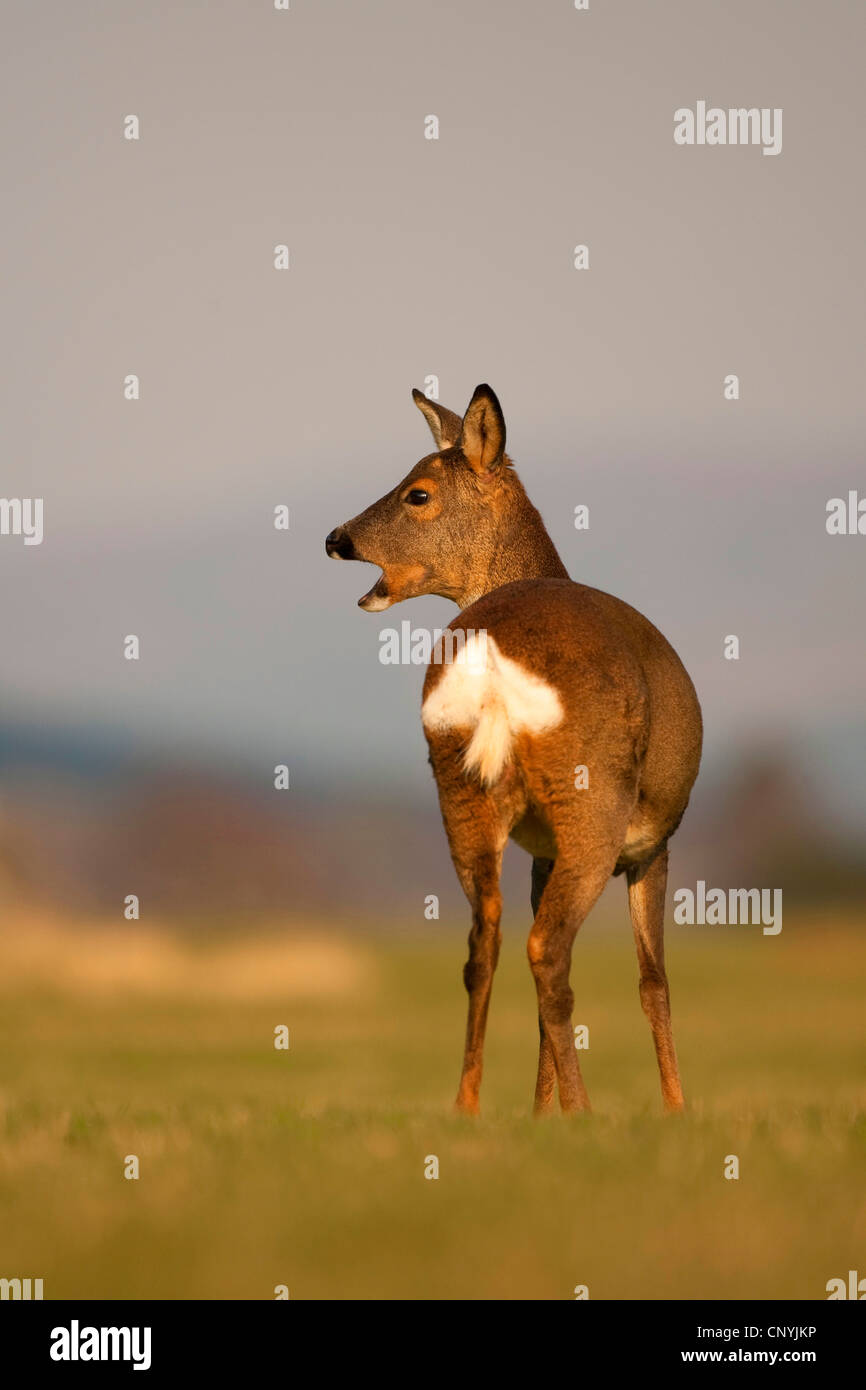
[0,907,863,1300]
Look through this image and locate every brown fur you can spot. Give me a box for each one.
[327,385,703,1115]
[325,385,567,610]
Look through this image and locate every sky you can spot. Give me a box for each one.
[1,0,863,809]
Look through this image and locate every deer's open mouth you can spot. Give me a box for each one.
[325,527,391,611]
[358,572,391,612]
[358,562,431,611]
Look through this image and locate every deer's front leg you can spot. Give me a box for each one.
[427,735,510,1118]
[455,868,503,1116]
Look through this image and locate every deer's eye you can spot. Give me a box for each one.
[406,489,429,506]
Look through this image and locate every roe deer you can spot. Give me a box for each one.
[326,385,702,1115]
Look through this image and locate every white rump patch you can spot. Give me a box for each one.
[421,632,563,785]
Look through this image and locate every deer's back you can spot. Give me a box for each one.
[422,578,703,861]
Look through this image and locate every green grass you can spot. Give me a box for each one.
[0,911,863,1299]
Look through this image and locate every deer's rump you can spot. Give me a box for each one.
[421,578,703,871]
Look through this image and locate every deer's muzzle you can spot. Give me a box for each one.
[325,527,356,560]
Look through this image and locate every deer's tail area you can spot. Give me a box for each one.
[421,631,564,786]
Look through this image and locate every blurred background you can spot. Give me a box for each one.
[0,0,864,929]
[0,0,863,1300]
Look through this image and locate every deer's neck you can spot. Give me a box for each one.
[455,475,569,609]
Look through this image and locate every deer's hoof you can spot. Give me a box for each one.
[454,1096,480,1118]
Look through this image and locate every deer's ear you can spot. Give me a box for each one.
[412,389,463,451]
[460,384,505,474]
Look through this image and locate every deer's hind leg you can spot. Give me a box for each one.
[526,791,634,1115]
[527,855,615,1114]
[530,856,557,1115]
[627,846,684,1113]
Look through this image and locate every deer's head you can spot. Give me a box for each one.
[326,384,510,611]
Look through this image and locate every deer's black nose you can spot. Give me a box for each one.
[326,527,355,559]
